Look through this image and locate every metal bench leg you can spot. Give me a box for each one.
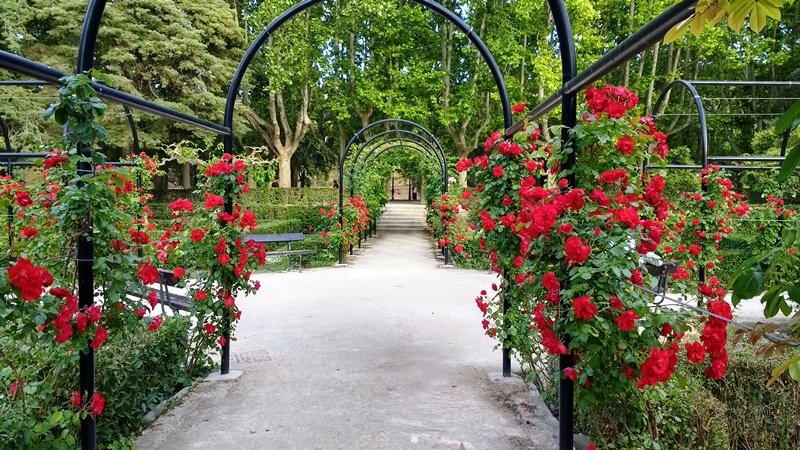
[299,253,303,273]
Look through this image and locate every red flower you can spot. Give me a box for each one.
[685,342,705,364]
[148,316,163,332]
[637,348,678,388]
[218,253,231,265]
[615,135,635,155]
[492,165,504,178]
[77,313,88,334]
[224,296,235,308]
[90,326,107,350]
[563,367,578,381]
[572,296,597,321]
[20,227,38,238]
[219,336,227,347]
[234,160,246,172]
[8,257,51,301]
[169,198,194,212]
[195,290,207,301]
[609,295,623,310]
[191,229,205,242]
[512,103,526,114]
[146,291,158,309]
[587,444,597,450]
[9,380,23,395]
[630,269,643,286]
[203,194,225,209]
[91,392,105,416]
[564,236,591,265]
[15,191,33,207]
[49,287,71,298]
[72,391,82,408]
[204,323,216,334]
[615,310,639,331]
[542,272,560,292]
[455,244,464,254]
[138,265,160,285]
[173,267,186,278]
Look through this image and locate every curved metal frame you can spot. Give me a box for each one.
[222,0,513,155]
[351,129,446,182]
[358,138,443,174]
[653,80,708,166]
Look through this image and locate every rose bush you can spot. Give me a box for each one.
[460,86,742,446]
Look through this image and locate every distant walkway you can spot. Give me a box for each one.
[137,232,559,450]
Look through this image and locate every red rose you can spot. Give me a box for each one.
[234,160,246,172]
[609,295,623,310]
[91,392,105,416]
[564,236,591,265]
[20,227,38,238]
[563,367,578,381]
[637,348,678,388]
[73,391,82,408]
[615,135,635,155]
[572,295,597,321]
[173,267,186,278]
[148,316,163,332]
[138,265,160,285]
[218,253,231,265]
[685,342,705,364]
[90,326,107,350]
[615,310,639,331]
[169,199,194,212]
[219,337,227,347]
[203,194,225,209]
[204,323,216,334]
[492,165,504,177]
[224,296,235,308]
[511,103,526,114]
[8,257,49,301]
[542,272,560,291]
[189,229,205,243]
[195,290,207,301]
[454,244,464,254]
[148,291,158,309]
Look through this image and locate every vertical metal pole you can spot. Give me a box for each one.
[547,0,577,448]
[444,246,450,265]
[6,159,12,250]
[76,2,106,449]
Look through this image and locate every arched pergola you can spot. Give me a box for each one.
[336,119,449,264]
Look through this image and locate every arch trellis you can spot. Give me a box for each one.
[337,119,449,264]
[0,0,710,447]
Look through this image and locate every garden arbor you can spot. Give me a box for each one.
[337,119,449,264]
[0,0,741,448]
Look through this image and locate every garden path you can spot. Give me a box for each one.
[136,231,561,450]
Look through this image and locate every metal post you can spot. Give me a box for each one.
[75,2,106,449]
[443,246,449,265]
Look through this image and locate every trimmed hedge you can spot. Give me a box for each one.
[149,187,337,206]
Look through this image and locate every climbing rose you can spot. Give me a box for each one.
[138,265,160,285]
[563,367,578,381]
[637,348,678,388]
[191,229,205,242]
[91,393,105,416]
[615,310,639,331]
[564,236,591,265]
[169,199,194,212]
[173,267,186,278]
[455,244,464,254]
[615,135,635,155]
[148,316,163,332]
[148,291,158,309]
[195,291,207,301]
[204,194,225,209]
[609,295,623,310]
[72,391,81,408]
[685,342,705,364]
[90,326,107,350]
[542,272,560,291]
[204,324,216,334]
[492,165,504,177]
[512,103,526,114]
[218,253,231,265]
[219,337,227,347]
[572,296,597,321]
[20,227,38,238]
[8,257,52,301]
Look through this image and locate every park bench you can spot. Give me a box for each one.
[126,268,192,314]
[244,232,316,273]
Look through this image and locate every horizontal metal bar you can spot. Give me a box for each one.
[0,80,48,86]
[0,51,230,135]
[0,152,49,158]
[686,80,800,87]
[648,163,798,171]
[708,156,786,162]
[658,113,783,116]
[504,0,697,138]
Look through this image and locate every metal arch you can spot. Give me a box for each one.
[361,140,444,175]
[363,143,444,176]
[358,137,442,169]
[223,0,513,154]
[653,80,708,167]
[351,129,446,180]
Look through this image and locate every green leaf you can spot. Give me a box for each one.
[775,99,800,134]
[790,358,800,382]
[732,267,764,299]
[778,143,800,182]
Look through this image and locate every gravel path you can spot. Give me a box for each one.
[136,231,560,450]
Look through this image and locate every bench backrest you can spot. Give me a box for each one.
[244,232,305,243]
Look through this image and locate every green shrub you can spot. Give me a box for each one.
[251,219,303,235]
[1,316,191,449]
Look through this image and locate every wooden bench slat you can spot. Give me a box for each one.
[245,233,305,243]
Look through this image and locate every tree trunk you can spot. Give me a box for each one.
[277,153,292,188]
[182,164,192,189]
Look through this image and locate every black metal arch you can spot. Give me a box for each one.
[358,138,443,174]
[653,79,798,171]
[351,129,447,182]
[222,0,513,155]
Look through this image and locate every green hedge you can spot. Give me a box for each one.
[150,187,337,205]
[251,219,303,235]
[578,339,800,449]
